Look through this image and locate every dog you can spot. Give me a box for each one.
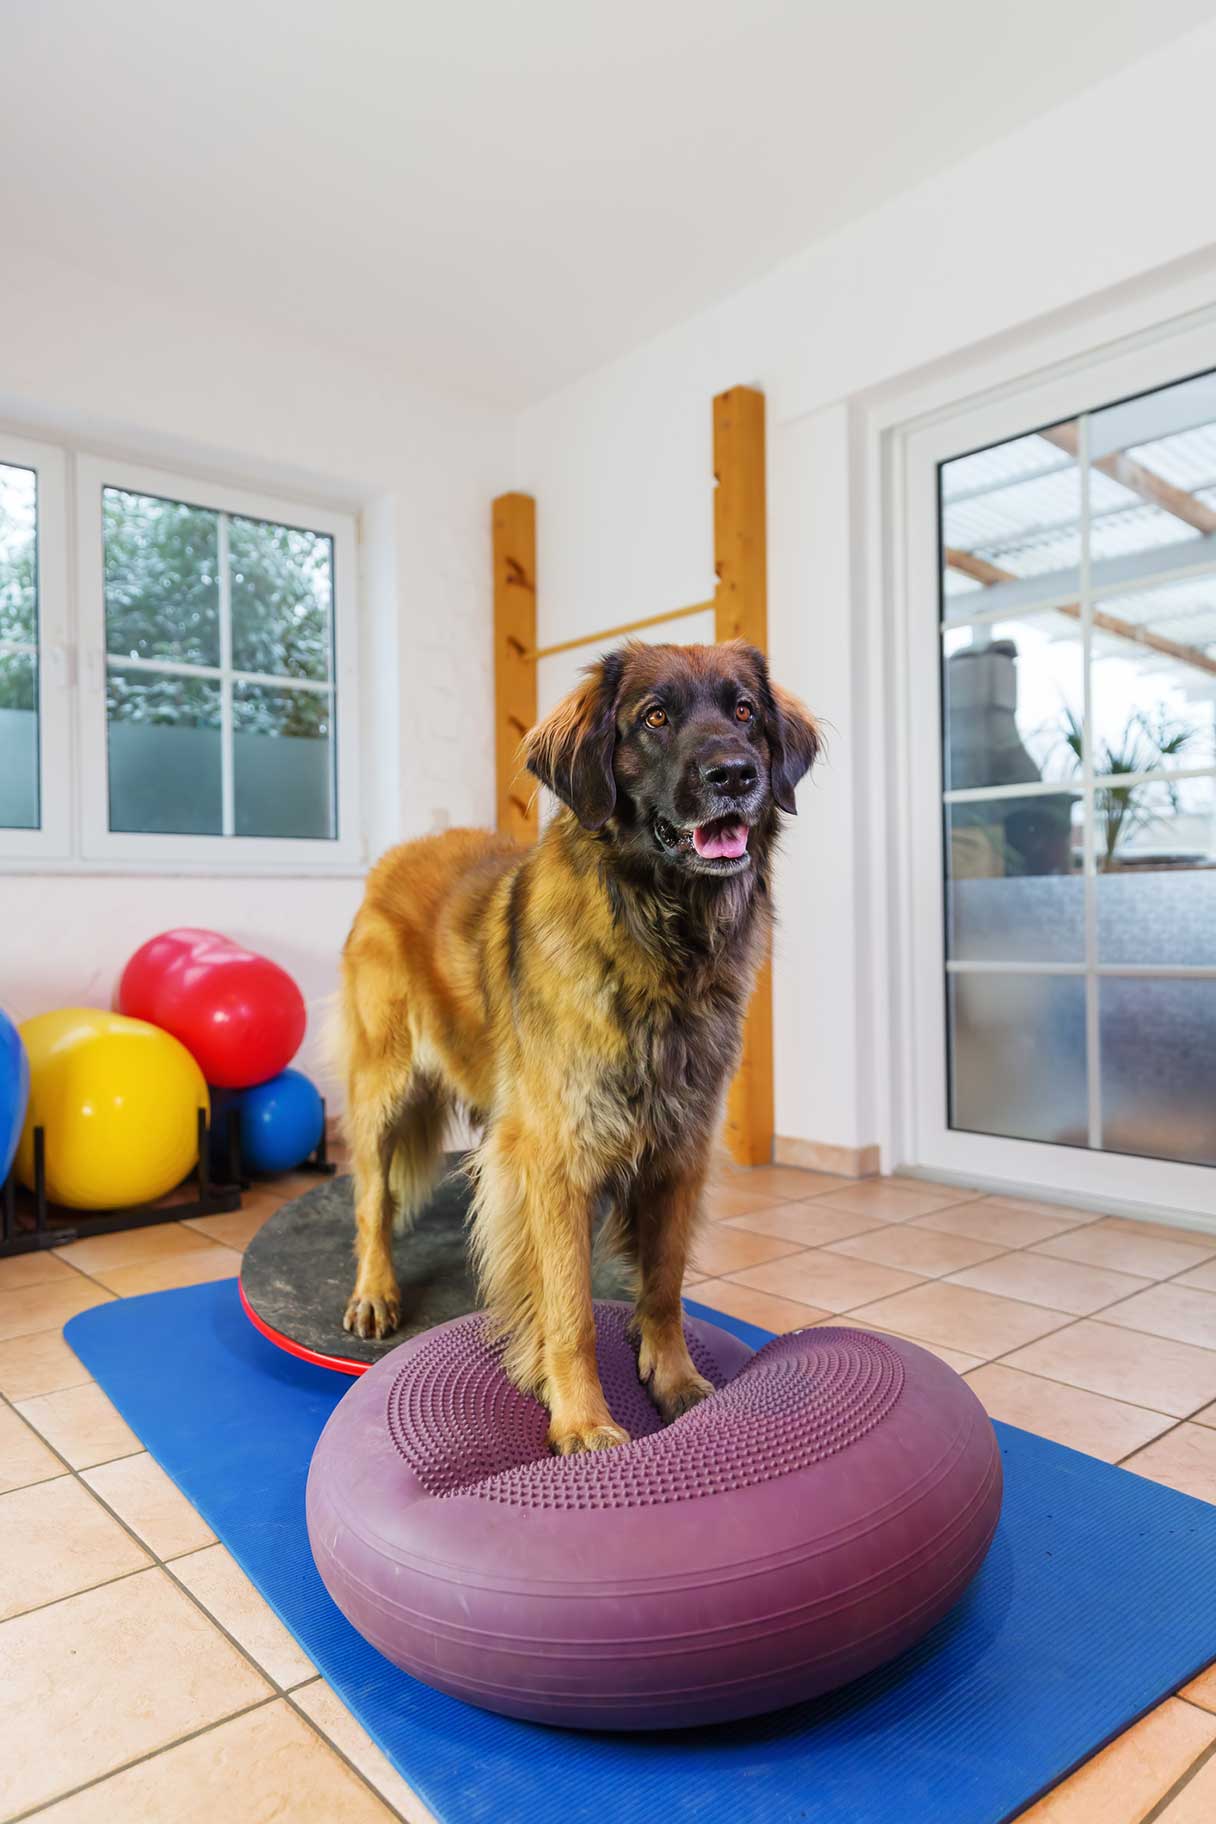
[335,639,819,1452]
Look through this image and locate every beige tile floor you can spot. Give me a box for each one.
[3,1160,1216,1821]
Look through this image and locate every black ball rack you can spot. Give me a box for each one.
[0,1101,337,1259]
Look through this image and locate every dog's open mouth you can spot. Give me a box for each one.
[653,814,751,865]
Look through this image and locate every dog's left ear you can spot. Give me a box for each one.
[522,652,625,830]
[753,655,820,814]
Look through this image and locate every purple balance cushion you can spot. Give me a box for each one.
[306,1301,1001,1730]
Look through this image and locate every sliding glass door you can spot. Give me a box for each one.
[900,326,1216,1215]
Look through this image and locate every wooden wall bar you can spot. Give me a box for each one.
[713,386,774,1165]
[491,492,538,845]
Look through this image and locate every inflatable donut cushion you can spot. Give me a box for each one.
[306,1302,1002,1730]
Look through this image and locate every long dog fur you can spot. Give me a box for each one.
[336,640,819,1450]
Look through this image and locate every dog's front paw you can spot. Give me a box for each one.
[637,1331,714,1422]
[548,1418,630,1456]
[652,1371,713,1424]
[343,1292,400,1340]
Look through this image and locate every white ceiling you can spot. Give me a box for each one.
[6,1,1213,409]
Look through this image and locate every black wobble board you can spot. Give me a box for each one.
[240,1152,634,1371]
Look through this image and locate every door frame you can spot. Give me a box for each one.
[863,272,1216,1222]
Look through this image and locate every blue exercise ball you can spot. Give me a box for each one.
[0,1008,30,1186]
[236,1068,324,1176]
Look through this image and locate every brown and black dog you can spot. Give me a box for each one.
[335,640,819,1453]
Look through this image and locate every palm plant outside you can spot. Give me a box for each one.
[1056,704,1200,869]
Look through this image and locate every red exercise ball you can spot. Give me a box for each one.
[118,928,307,1089]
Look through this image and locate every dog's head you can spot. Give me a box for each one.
[523,641,820,879]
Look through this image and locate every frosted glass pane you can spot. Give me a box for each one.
[232,684,334,840]
[106,668,221,835]
[1097,775,1216,965]
[947,794,1084,963]
[229,517,333,681]
[0,463,37,646]
[103,488,220,667]
[1100,978,1216,1167]
[0,657,38,829]
[949,973,1088,1147]
[943,619,1083,794]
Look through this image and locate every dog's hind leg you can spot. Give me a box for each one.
[343,1050,408,1341]
[338,917,450,1341]
[344,1069,450,1340]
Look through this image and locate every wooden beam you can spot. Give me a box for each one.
[1082,604,1216,678]
[945,547,1010,588]
[1041,423,1216,537]
[713,385,774,1166]
[530,599,713,663]
[944,547,1216,680]
[492,493,538,844]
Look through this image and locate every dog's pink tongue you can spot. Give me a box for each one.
[693,821,749,859]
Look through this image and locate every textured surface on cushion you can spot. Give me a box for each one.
[387,1303,905,1509]
[308,1299,1003,1728]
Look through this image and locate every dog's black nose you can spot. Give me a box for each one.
[699,756,757,797]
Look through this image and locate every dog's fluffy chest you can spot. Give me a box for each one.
[607,971,747,1153]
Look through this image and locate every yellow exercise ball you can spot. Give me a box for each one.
[16,1008,208,1211]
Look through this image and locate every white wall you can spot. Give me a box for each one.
[516,20,1216,1162]
[0,246,514,1099]
[7,19,1216,1141]
[1,876,364,1095]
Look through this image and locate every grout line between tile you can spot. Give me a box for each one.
[1,1339,413,1824]
[161,1538,221,1567]
[1140,1728,1216,1824]
[0,1396,77,1497]
[280,1687,415,1823]
[801,1191,991,1220]
[42,1252,113,1287]
[1,1559,153,1625]
[708,1218,1216,1402]
[0,1358,409,1824]
[1113,1415,1194,1471]
[692,1268,1215,1422]
[5,1695,281,1824]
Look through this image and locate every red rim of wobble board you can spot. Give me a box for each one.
[238,1274,366,1378]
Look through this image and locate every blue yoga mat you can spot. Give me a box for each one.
[67,1281,1216,1824]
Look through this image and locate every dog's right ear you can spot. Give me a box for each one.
[522,652,625,830]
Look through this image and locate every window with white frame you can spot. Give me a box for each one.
[0,445,359,869]
[0,461,39,832]
[100,486,336,841]
[0,436,69,861]
[937,365,1216,1172]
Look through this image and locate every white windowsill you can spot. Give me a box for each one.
[0,856,369,881]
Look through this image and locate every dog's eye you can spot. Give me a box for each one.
[644,705,668,728]
[735,701,754,722]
